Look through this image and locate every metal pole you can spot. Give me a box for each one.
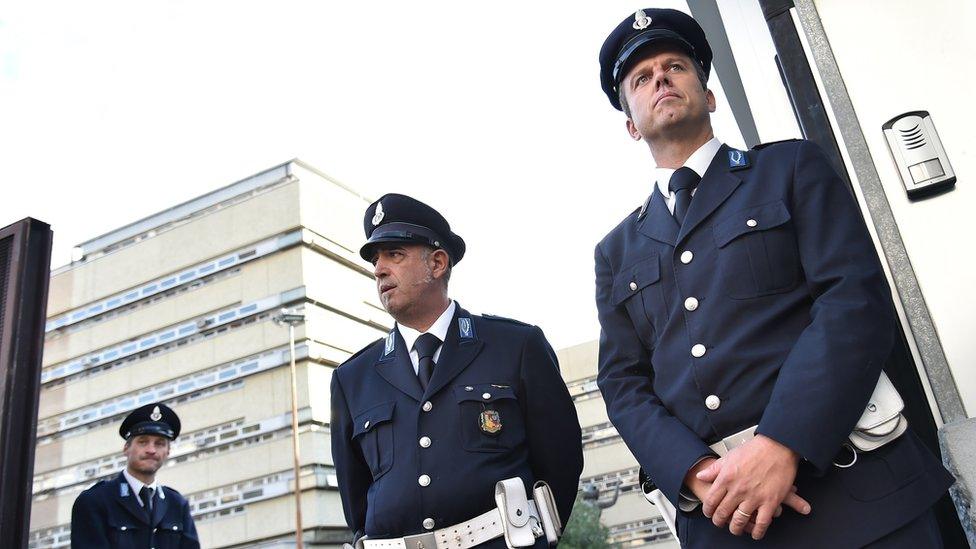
[289,323,304,549]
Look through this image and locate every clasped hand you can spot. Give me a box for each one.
[687,434,812,540]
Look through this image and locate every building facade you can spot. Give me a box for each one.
[28,159,678,548]
[29,160,390,548]
[557,341,678,548]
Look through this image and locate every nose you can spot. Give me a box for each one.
[373,258,389,278]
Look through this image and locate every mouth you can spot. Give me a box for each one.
[379,284,396,297]
[655,92,680,107]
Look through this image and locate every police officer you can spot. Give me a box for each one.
[331,194,583,548]
[593,9,953,548]
[71,403,199,549]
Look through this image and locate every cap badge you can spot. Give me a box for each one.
[372,202,385,226]
[150,406,162,421]
[633,9,652,30]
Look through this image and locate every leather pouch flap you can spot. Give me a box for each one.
[713,200,791,248]
[495,478,536,547]
[611,254,660,306]
[533,481,560,544]
[352,401,395,438]
[855,371,904,432]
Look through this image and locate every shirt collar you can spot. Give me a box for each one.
[654,137,722,197]
[397,300,456,352]
[122,468,164,499]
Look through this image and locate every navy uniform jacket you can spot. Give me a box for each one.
[595,140,953,547]
[331,304,583,546]
[71,472,199,549]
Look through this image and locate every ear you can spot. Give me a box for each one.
[429,249,451,280]
[626,118,642,141]
[706,89,716,113]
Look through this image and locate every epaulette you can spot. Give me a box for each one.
[753,138,802,150]
[337,337,385,367]
[482,314,532,327]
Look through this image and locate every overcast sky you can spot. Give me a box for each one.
[1,1,792,348]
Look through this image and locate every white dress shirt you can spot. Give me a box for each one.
[396,300,456,375]
[654,137,722,214]
[122,468,165,506]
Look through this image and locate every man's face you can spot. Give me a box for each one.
[371,243,441,320]
[620,46,715,143]
[124,435,170,476]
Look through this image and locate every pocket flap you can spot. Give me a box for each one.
[713,200,791,248]
[454,384,517,404]
[352,401,395,437]
[610,254,661,306]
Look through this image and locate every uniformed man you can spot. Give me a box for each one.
[70,403,199,549]
[593,8,953,548]
[331,194,583,548]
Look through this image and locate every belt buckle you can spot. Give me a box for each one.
[402,532,437,549]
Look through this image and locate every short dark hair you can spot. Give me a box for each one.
[618,58,708,119]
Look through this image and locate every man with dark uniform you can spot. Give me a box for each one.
[71,403,199,549]
[593,8,953,548]
[331,194,583,548]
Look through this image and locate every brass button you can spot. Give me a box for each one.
[629,281,638,291]
[423,518,435,530]
[691,344,706,358]
[684,297,699,311]
[482,392,491,399]
[422,401,433,412]
[746,219,758,228]
[680,250,694,264]
[705,395,721,410]
[419,436,432,448]
[464,386,474,391]
[418,474,431,487]
[363,420,370,429]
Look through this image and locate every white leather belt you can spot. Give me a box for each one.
[708,425,757,457]
[362,502,540,549]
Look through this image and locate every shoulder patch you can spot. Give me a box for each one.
[753,138,802,150]
[338,337,385,367]
[482,314,533,327]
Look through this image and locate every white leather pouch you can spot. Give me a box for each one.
[532,481,561,545]
[495,478,537,548]
[849,371,908,451]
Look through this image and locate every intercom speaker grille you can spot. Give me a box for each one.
[899,124,927,150]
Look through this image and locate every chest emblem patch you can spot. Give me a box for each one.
[479,409,503,435]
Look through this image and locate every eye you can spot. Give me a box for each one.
[669,63,684,72]
[634,74,649,88]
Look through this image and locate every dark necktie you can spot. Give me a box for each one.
[414,333,441,391]
[669,167,701,225]
[139,486,154,517]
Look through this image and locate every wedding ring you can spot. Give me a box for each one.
[734,508,752,518]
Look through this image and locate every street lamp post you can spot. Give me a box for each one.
[274,308,306,549]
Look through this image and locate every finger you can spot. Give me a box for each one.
[701,482,728,519]
[696,460,721,483]
[712,494,744,529]
[783,492,812,515]
[751,505,775,541]
[774,505,783,518]
[728,504,755,536]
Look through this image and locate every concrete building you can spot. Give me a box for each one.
[28,160,391,548]
[557,341,678,548]
[27,158,680,548]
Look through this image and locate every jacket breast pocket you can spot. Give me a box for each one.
[353,401,395,480]
[611,254,663,343]
[107,518,141,549]
[713,200,801,299]
[454,384,526,453]
[156,522,186,549]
